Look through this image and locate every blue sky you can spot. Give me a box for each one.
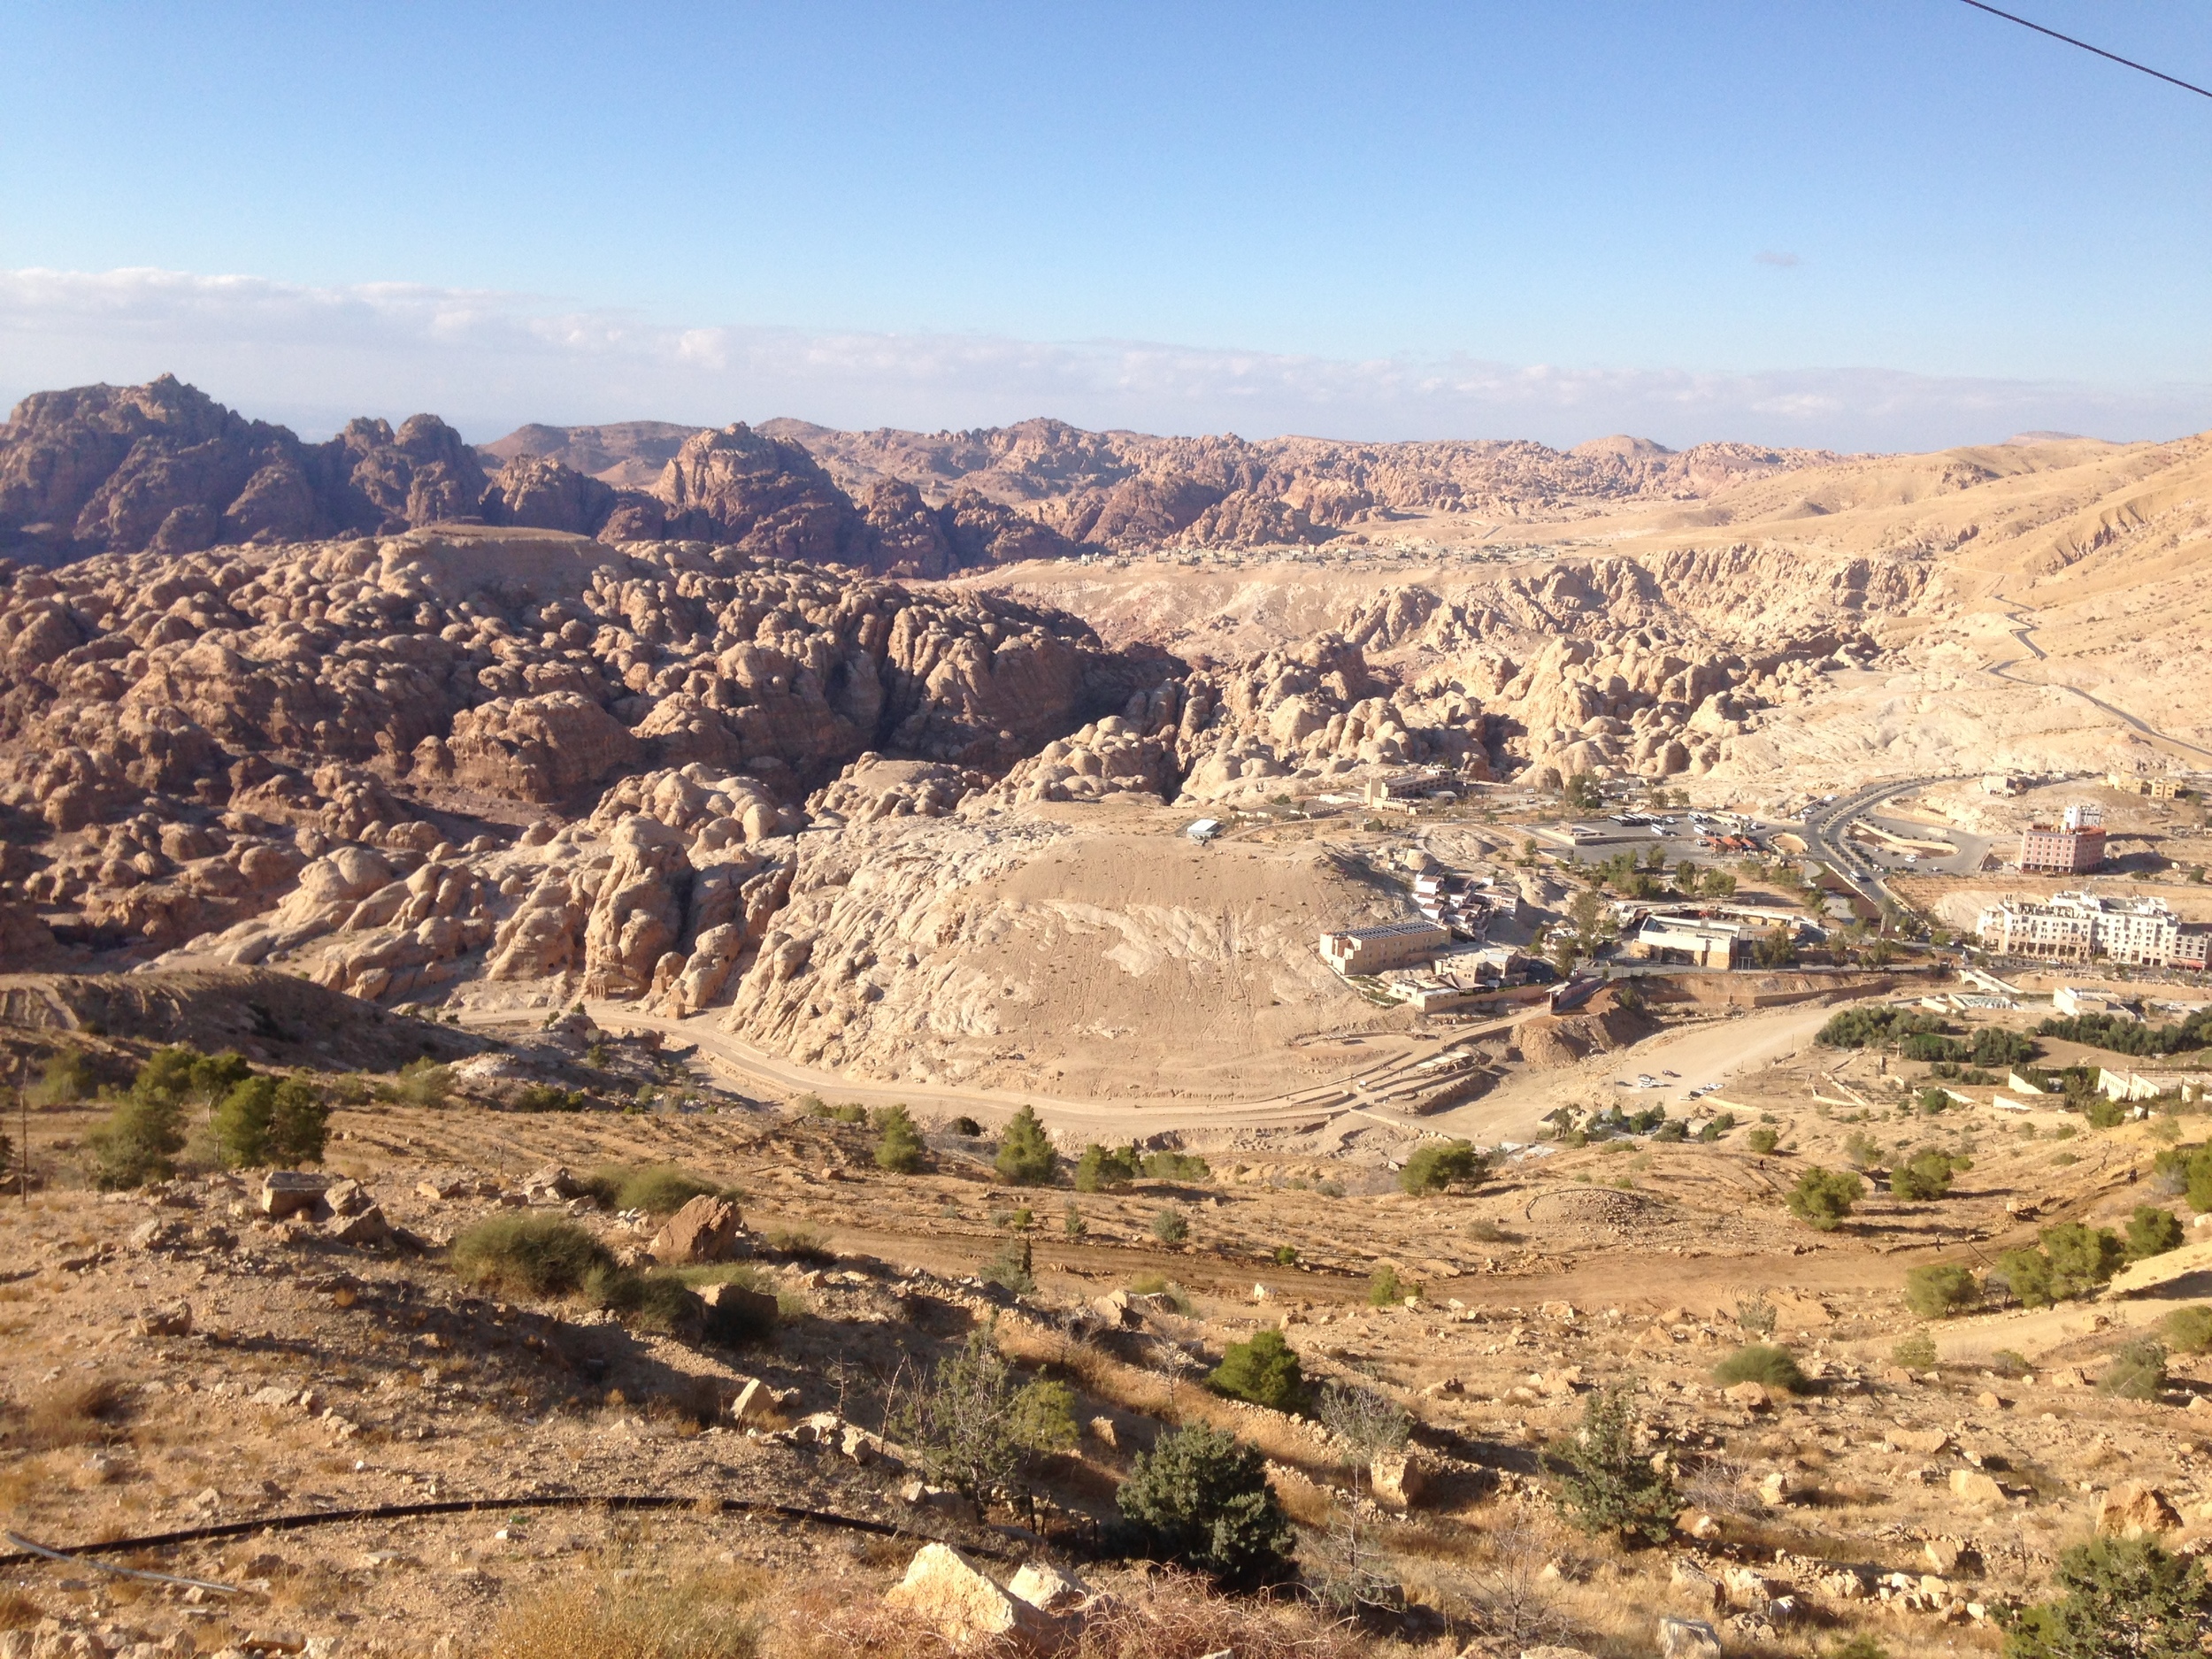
[4,2,2209,449]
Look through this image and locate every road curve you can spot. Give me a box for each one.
[1984,607,2212,764]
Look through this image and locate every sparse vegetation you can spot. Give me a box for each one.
[2006,1535,2212,1659]
[1550,1384,1678,1546]
[1368,1265,1418,1306]
[2101,1338,2170,1401]
[2126,1203,2185,1261]
[994,1104,1057,1186]
[1746,1125,1779,1155]
[449,1214,612,1298]
[1999,1223,2127,1307]
[1890,1331,1938,1370]
[1151,1207,1189,1245]
[1786,1165,1864,1230]
[1075,1142,1140,1191]
[480,1567,763,1659]
[2163,1306,2212,1355]
[872,1103,926,1173]
[1207,1329,1306,1411]
[1115,1422,1296,1588]
[1713,1343,1808,1393]
[1399,1138,1488,1194]
[1905,1262,1980,1318]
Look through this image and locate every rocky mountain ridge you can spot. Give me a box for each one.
[0,377,1840,573]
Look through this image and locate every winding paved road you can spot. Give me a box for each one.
[1984,606,2212,764]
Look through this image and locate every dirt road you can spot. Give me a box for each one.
[478,996,1857,1152]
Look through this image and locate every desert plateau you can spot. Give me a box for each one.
[0,367,2210,1659]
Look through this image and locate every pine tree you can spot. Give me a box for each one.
[994,1105,1057,1186]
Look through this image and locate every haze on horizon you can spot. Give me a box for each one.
[4,1,2210,453]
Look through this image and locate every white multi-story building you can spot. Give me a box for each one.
[1977,891,2211,969]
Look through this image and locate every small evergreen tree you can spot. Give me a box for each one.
[1550,1384,1678,1547]
[1151,1207,1188,1245]
[1208,1329,1306,1410]
[1116,1423,1295,1588]
[1787,1165,1864,1230]
[2007,1535,2212,1659]
[87,1094,186,1189]
[994,1105,1057,1186]
[872,1104,926,1173]
[211,1076,278,1168]
[1400,1139,1488,1194]
[1905,1263,1979,1318]
[1074,1143,1139,1191]
[890,1329,1025,1507]
[1890,1148,1956,1201]
[268,1078,328,1164]
[2126,1204,2184,1262]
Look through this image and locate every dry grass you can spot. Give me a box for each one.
[0,1589,42,1630]
[478,1569,765,1659]
[8,1375,130,1451]
[772,1569,1365,1659]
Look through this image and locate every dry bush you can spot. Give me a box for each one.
[1456,1522,1578,1653]
[0,1589,42,1630]
[10,1376,130,1450]
[774,1569,1362,1659]
[480,1569,764,1659]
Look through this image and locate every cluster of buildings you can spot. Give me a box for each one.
[2107,772,2188,800]
[1975,890,2211,971]
[2017,803,2106,874]
[1411,870,1516,938]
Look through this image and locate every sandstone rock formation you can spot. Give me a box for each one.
[0,377,488,562]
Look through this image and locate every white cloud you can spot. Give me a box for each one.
[1,265,2207,454]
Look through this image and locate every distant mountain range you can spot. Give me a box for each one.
[1,376,1839,572]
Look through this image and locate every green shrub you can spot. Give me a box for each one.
[809,1100,866,1125]
[603,1164,722,1216]
[1549,1384,1678,1547]
[994,1105,1057,1186]
[85,1094,186,1190]
[386,1056,454,1108]
[2101,1338,2169,1402]
[2127,1204,2185,1262]
[2163,1306,2212,1355]
[2000,1222,2128,1308]
[586,1266,701,1333]
[1141,1149,1211,1182]
[1063,1201,1087,1238]
[1891,1331,1938,1370]
[1151,1207,1189,1245]
[1271,1244,1299,1266]
[983,1236,1035,1296]
[1712,1344,1808,1394]
[1905,1263,1979,1319]
[514,1082,589,1112]
[1817,1007,1949,1049]
[1890,1148,1956,1202]
[2007,1536,2212,1659]
[1115,1423,1296,1587]
[1008,1378,1079,1454]
[1746,1127,1780,1156]
[1400,1139,1489,1194]
[1207,1329,1306,1411]
[872,1104,926,1173]
[210,1075,328,1168]
[1074,1143,1139,1192]
[1991,1348,2032,1379]
[449,1215,612,1298]
[26,1050,94,1106]
[764,1225,832,1262]
[1368,1265,1419,1306]
[1786,1166,1864,1230]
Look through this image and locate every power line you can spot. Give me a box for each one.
[1956,0,2212,101]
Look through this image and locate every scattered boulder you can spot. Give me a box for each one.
[1656,1617,1724,1659]
[1950,1469,2005,1507]
[881,1542,1065,1653]
[2097,1479,2182,1539]
[1724,1380,1771,1410]
[1006,1563,1090,1616]
[134,1302,193,1339]
[648,1194,745,1264]
[260,1171,330,1220]
[1371,1450,1428,1510]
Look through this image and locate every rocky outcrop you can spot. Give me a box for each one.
[0,377,488,562]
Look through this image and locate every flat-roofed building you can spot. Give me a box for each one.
[1980,891,2209,969]
[1318,919,1452,976]
[2020,803,2105,873]
[1629,914,1748,969]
